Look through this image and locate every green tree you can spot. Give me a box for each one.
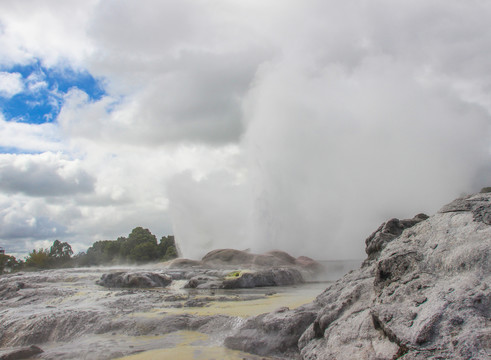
[159,235,178,261]
[120,227,158,261]
[25,249,52,269]
[129,242,160,262]
[71,251,90,267]
[158,235,175,257]
[162,245,178,261]
[49,240,73,263]
[85,240,123,265]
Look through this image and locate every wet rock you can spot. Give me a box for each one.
[184,299,208,307]
[0,310,103,347]
[225,306,317,358]
[184,275,222,289]
[96,271,172,288]
[0,345,43,360]
[182,268,305,289]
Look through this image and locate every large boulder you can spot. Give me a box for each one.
[224,306,317,358]
[225,192,491,359]
[96,271,172,288]
[170,249,323,289]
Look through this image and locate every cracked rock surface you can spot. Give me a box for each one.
[225,192,491,359]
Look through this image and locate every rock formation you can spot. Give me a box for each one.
[96,249,321,289]
[1,192,488,359]
[225,192,491,359]
[96,271,172,288]
[0,345,43,360]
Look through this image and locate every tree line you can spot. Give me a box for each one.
[0,227,178,274]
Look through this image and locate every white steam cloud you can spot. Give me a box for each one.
[165,1,491,260]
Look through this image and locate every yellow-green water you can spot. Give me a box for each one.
[118,284,325,359]
[130,284,322,318]
[114,331,272,360]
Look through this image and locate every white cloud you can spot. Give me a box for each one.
[0,194,69,256]
[26,71,48,93]
[0,0,98,67]
[0,114,62,152]
[0,152,95,197]
[0,71,23,97]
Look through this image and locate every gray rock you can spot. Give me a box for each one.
[439,193,491,225]
[184,275,222,289]
[225,192,491,359]
[0,281,25,300]
[96,271,172,288]
[163,249,323,288]
[0,310,103,347]
[364,213,428,263]
[183,268,305,289]
[225,306,317,358]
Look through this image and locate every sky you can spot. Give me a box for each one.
[0,0,490,260]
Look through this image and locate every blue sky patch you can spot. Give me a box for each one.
[0,61,105,124]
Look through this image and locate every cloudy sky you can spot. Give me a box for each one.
[0,0,490,260]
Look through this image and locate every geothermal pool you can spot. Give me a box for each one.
[0,262,359,359]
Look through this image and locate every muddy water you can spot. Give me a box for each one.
[0,267,330,360]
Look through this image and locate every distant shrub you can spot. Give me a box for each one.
[82,229,178,265]
[480,187,491,193]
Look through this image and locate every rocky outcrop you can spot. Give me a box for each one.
[96,256,309,290]
[225,192,491,359]
[163,249,323,289]
[182,268,304,289]
[0,267,246,359]
[96,271,172,288]
[364,213,429,263]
